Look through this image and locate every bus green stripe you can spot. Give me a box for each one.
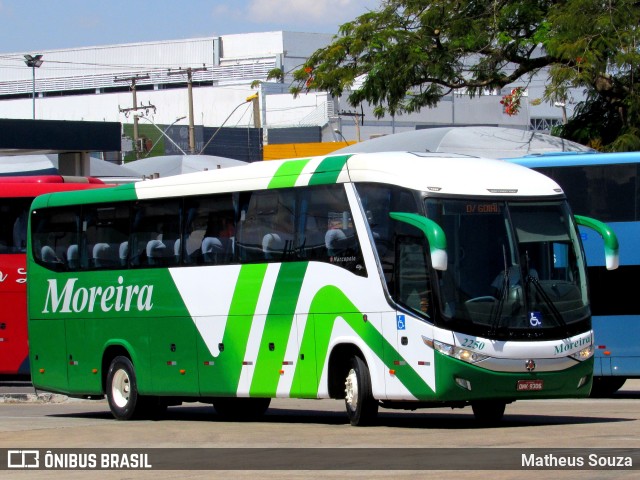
[216,264,268,393]
[38,183,138,207]
[250,262,309,396]
[268,159,312,189]
[308,155,351,185]
[294,285,433,399]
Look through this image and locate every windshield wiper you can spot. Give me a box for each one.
[489,246,509,335]
[526,274,568,334]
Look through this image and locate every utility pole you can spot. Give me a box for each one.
[168,66,207,154]
[246,93,261,129]
[339,110,364,142]
[115,74,152,159]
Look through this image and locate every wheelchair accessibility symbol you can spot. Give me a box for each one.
[396,315,406,330]
[529,311,543,327]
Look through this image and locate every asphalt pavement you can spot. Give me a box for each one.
[1,378,639,403]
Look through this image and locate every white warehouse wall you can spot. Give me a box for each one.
[1,30,572,140]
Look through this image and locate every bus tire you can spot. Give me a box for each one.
[106,356,141,420]
[590,376,626,397]
[344,355,378,426]
[214,397,271,420]
[471,401,506,425]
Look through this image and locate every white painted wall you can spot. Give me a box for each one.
[2,31,573,139]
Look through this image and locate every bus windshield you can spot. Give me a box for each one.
[425,199,589,340]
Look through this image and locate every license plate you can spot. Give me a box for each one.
[517,380,544,391]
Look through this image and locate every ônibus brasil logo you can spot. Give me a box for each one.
[42,277,154,314]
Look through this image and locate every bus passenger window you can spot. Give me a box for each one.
[83,204,130,270]
[299,184,365,276]
[130,200,181,268]
[183,194,236,265]
[236,190,295,263]
[31,207,79,272]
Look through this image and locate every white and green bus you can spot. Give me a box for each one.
[27,152,619,425]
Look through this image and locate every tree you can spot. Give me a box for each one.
[285,0,640,151]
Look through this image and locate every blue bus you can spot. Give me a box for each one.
[507,151,637,396]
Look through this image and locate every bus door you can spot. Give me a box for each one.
[389,235,436,400]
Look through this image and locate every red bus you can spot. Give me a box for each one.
[0,175,109,377]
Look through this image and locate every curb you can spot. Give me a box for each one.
[0,393,69,404]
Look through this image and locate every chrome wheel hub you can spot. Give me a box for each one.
[345,368,358,411]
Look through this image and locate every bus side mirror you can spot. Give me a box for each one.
[389,212,447,271]
[574,215,619,270]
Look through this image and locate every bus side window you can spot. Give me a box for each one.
[31,207,79,272]
[184,193,236,266]
[0,199,31,254]
[13,209,28,252]
[130,200,181,268]
[302,184,366,276]
[297,193,326,261]
[236,190,295,263]
[83,204,130,270]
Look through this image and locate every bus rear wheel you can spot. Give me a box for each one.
[106,356,142,420]
[344,355,378,426]
[471,401,506,425]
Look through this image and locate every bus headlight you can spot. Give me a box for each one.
[422,336,488,364]
[570,345,594,361]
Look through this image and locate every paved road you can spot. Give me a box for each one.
[0,380,639,479]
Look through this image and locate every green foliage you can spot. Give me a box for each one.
[293,0,640,150]
[266,68,284,82]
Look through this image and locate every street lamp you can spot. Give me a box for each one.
[334,128,349,144]
[198,94,257,154]
[140,115,188,157]
[24,54,44,119]
[135,115,188,155]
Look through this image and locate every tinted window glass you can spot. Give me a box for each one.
[31,207,80,271]
[129,200,181,268]
[538,164,637,222]
[0,198,32,254]
[82,204,130,270]
[236,185,365,275]
[237,189,296,262]
[299,185,365,275]
[183,194,236,265]
[356,183,420,287]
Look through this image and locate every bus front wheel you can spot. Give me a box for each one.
[106,356,141,420]
[344,355,378,426]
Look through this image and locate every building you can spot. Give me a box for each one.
[0,31,570,160]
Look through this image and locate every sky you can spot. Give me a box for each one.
[0,0,382,54]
